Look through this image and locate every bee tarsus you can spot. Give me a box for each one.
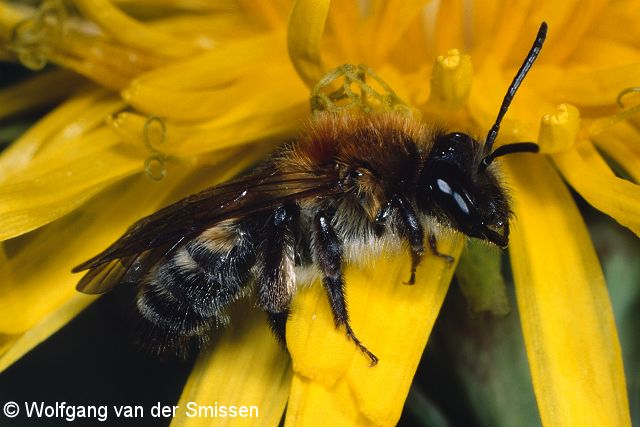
[345,323,379,367]
[428,234,455,268]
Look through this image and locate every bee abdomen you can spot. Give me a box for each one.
[136,280,211,337]
[136,222,257,347]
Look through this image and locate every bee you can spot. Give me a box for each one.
[73,23,548,365]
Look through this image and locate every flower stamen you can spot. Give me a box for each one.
[538,103,581,153]
[427,48,473,110]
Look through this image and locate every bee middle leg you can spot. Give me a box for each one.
[257,205,299,347]
[314,210,379,366]
[388,194,425,285]
[428,233,455,267]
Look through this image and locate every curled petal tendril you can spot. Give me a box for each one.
[143,115,167,182]
[8,0,68,70]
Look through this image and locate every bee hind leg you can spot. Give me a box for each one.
[266,310,289,347]
[314,210,379,366]
[258,204,299,349]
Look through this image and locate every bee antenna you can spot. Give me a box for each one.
[484,22,548,154]
[479,142,539,172]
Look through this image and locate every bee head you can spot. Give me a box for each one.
[416,21,548,247]
[417,132,513,247]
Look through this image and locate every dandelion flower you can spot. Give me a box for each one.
[0,1,638,426]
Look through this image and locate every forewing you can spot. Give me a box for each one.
[73,168,339,293]
[76,243,179,294]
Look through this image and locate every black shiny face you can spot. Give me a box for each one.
[417,132,511,247]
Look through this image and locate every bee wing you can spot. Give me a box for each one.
[74,243,179,294]
[73,168,340,294]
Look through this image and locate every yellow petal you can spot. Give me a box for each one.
[385,13,431,72]
[5,0,155,85]
[506,155,631,427]
[0,128,140,240]
[468,0,499,59]
[286,375,368,426]
[129,32,288,90]
[0,165,190,336]
[110,105,304,158]
[148,12,254,40]
[364,0,431,66]
[552,139,640,237]
[0,147,268,368]
[111,0,235,13]
[39,96,126,157]
[0,88,110,181]
[0,294,95,372]
[74,0,202,58]
[433,0,465,57]
[569,37,640,68]
[286,237,463,426]
[0,69,80,120]
[530,64,640,107]
[287,0,330,88]
[48,51,136,91]
[591,1,640,46]
[592,122,640,183]
[236,0,289,28]
[326,0,361,62]
[0,2,25,40]
[586,103,640,138]
[123,62,305,122]
[536,1,607,63]
[0,338,14,359]
[468,58,549,142]
[170,308,291,427]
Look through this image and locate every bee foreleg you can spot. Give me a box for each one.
[314,210,379,366]
[258,205,299,348]
[428,233,455,267]
[390,194,424,285]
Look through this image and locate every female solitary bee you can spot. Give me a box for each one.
[73,23,548,365]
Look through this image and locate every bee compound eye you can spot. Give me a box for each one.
[447,132,465,141]
[435,178,470,216]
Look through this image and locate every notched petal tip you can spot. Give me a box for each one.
[538,103,581,153]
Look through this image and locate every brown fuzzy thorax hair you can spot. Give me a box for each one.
[277,112,442,220]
